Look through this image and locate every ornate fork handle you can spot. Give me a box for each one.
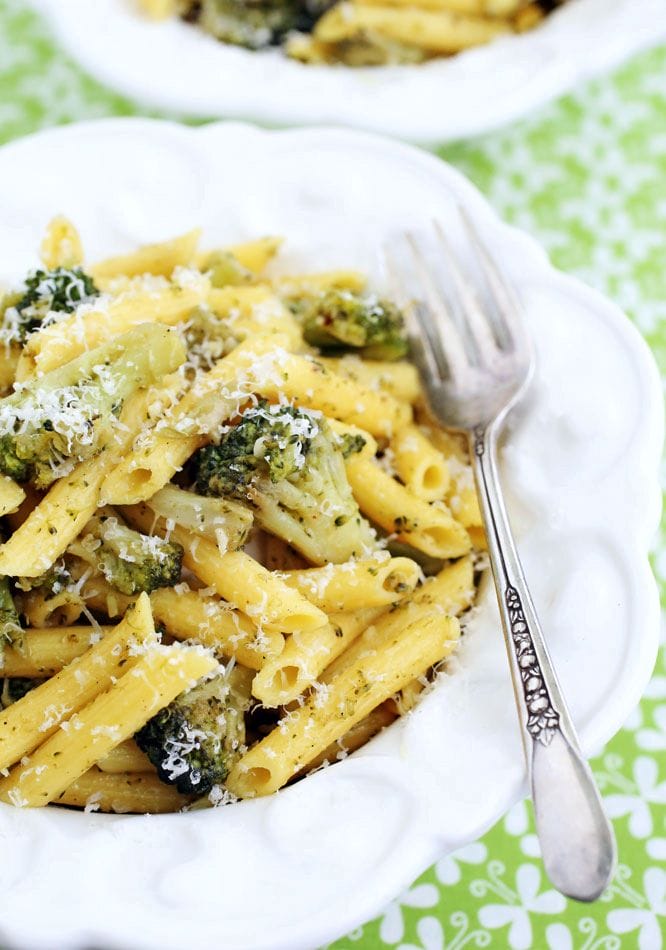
[471,422,616,902]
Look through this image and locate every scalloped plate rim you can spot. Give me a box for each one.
[0,118,661,950]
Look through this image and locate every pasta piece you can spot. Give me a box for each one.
[17,283,203,379]
[226,612,460,797]
[0,475,25,518]
[56,768,189,814]
[101,335,285,505]
[274,270,367,295]
[90,229,201,281]
[136,0,183,19]
[345,455,470,558]
[300,702,397,773]
[96,741,154,774]
[1,626,115,677]
[514,2,544,31]
[251,608,384,706]
[149,587,284,670]
[0,379,184,578]
[19,587,86,628]
[0,643,217,807]
[217,236,282,274]
[207,287,303,349]
[123,506,328,634]
[319,356,421,403]
[39,216,84,270]
[391,425,450,501]
[315,3,511,53]
[356,0,523,12]
[256,352,412,437]
[321,556,474,682]
[0,595,155,772]
[282,555,420,612]
[421,424,483,530]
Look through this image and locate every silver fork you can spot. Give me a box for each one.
[385,215,616,902]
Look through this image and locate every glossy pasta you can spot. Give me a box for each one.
[0,218,485,813]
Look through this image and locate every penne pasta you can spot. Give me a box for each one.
[391,425,450,501]
[226,612,460,797]
[123,506,328,634]
[255,352,412,437]
[0,222,485,813]
[319,356,421,403]
[90,229,201,281]
[345,454,471,558]
[281,555,420,612]
[149,587,285,669]
[56,768,190,813]
[0,642,217,807]
[1,625,115,677]
[314,3,511,53]
[251,608,384,706]
[96,740,154,775]
[300,702,397,773]
[321,556,474,682]
[40,216,84,270]
[0,595,155,772]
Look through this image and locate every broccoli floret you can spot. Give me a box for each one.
[1,267,98,347]
[76,513,183,596]
[298,289,408,361]
[135,668,249,795]
[193,400,376,564]
[0,576,21,650]
[0,677,42,709]
[193,0,316,49]
[0,323,185,487]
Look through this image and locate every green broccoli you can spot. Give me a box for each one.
[0,576,21,650]
[193,0,315,49]
[74,511,183,596]
[297,289,408,361]
[135,666,250,795]
[0,323,185,487]
[192,400,376,564]
[1,267,99,347]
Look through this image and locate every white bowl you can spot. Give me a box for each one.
[31,0,666,143]
[0,119,661,950]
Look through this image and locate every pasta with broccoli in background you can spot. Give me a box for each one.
[138,0,567,67]
[0,216,484,813]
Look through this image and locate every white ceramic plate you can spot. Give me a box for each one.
[31,0,666,143]
[0,119,661,950]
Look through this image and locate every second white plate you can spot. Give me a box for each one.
[32,0,666,142]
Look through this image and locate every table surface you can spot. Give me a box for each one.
[0,2,665,947]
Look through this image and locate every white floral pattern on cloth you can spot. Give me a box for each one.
[0,2,664,947]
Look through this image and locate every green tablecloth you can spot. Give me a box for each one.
[1,1,665,946]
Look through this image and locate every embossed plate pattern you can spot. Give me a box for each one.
[0,120,660,950]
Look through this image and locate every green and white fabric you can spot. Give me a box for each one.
[0,2,664,945]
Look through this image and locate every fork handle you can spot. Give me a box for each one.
[469,422,616,902]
